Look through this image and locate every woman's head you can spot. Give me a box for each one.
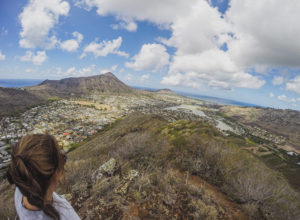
[7,134,66,220]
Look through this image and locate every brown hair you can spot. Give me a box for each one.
[6,134,66,220]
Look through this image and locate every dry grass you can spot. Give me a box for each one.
[1,113,299,219]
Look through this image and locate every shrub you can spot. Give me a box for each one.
[163,120,300,220]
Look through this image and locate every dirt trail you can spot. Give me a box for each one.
[175,170,249,220]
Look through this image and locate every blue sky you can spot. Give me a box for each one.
[1,0,300,110]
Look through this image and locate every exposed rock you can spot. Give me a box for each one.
[91,158,120,183]
[62,193,72,202]
[125,169,139,181]
[115,170,139,195]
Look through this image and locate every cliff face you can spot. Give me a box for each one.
[27,72,134,98]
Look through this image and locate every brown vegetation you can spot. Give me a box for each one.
[0,113,299,219]
[0,87,44,118]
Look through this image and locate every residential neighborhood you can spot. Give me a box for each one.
[0,92,298,178]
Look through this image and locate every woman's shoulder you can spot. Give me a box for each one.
[53,192,81,220]
[14,187,80,220]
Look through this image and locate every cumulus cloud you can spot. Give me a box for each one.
[0,50,5,61]
[100,64,118,74]
[163,0,230,55]
[126,44,169,71]
[277,95,299,103]
[81,37,128,58]
[140,73,150,82]
[272,76,284,86]
[60,32,84,52]
[21,51,47,66]
[226,0,300,68]
[269,92,274,98]
[163,49,265,89]
[111,64,117,72]
[25,68,38,73]
[75,0,300,91]
[286,76,300,94]
[125,73,133,82]
[61,64,96,77]
[75,0,195,27]
[111,19,137,32]
[160,1,267,90]
[19,0,70,49]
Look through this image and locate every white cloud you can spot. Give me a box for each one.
[163,49,265,89]
[125,73,133,82]
[19,0,70,49]
[163,1,230,55]
[21,51,47,66]
[140,73,150,82]
[100,64,118,74]
[111,64,117,72]
[60,64,96,77]
[75,0,196,28]
[126,44,169,72]
[277,95,298,103]
[60,32,84,52]
[286,76,300,94]
[75,0,300,91]
[112,19,137,32]
[159,1,265,90]
[272,76,284,86]
[25,68,38,73]
[81,37,128,58]
[269,92,274,98]
[0,50,5,61]
[226,0,300,68]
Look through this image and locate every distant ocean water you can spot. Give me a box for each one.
[176,91,260,107]
[0,79,43,88]
[132,86,259,108]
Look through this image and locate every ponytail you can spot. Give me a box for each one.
[43,203,60,220]
[7,134,64,220]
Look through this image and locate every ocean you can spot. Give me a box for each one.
[132,86,259,108]
[176,91,260,107]
[0,79,43,88]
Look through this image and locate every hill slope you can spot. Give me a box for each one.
[0,73,134,117]
[2,113,299,219]
[26,72,134,98]
[220,106,300,148]
[0,87,44,117]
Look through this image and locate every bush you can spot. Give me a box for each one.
[163,120,300,220]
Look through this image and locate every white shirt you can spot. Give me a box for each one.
[14,187,80,220]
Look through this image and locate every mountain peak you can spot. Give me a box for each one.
[102,72,116,78]
[27,72,134,98]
